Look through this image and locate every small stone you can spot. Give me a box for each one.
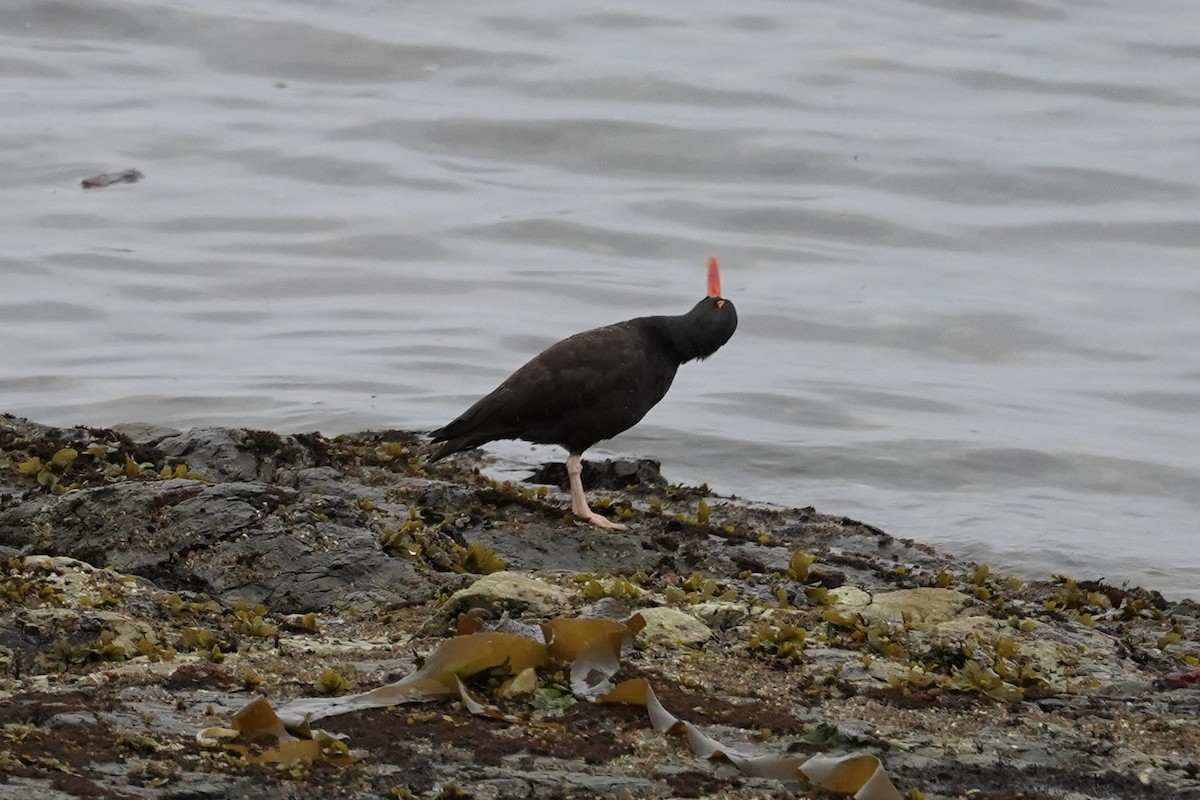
[636,607,712,646]
[863,587,975,624]
[472,778,532,799]
[23,554,94,573]
[110,422,181,445]
[423,572,573,634]
[828,586,871,609]
[46,711,98,728]
[691,601,750,629]
[457,571,571,611]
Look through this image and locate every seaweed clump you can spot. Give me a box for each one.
[5,428,207,495]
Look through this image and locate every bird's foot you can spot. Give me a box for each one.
[566,453,627,530]
[573,509,627,531]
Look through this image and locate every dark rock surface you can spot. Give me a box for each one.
[0,419,431,612]
[525,457,669,492]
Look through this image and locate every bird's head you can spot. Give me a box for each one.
[676,256,738,361]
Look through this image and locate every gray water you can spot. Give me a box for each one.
[3,0,1199,598]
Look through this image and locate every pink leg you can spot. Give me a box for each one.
[566,454,626,531]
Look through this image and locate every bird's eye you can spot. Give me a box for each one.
[716,299,726,309]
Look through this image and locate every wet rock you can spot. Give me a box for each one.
[155,427,325,484]
[525,457,667,492]
[0,478,429,612]
[462,522,665,575]
[109,422,181,445]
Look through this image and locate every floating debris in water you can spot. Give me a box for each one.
[81,168,144,189]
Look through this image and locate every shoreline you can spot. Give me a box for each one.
[1,414,1198,799]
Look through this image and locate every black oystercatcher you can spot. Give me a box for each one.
[428,257,738,530]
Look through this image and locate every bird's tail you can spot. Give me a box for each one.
[426,427,490,462]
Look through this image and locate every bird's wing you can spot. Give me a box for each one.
[429,320,653,452]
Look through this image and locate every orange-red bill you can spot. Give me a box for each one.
[707,256,721,298]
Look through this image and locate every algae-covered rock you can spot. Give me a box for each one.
[155,426,327,484]
[0,476,429,613]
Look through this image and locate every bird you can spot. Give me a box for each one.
[427,257,738,530]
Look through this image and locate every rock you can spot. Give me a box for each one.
[45,711,98,728]
[863,587,977,624]
[109,422,181,445]
[0,777,81,800]
[0,478,429,613]
[22,554,96,573]
[463,572,573,612]
[155,427,324,484]
[461,522,666,575]
[423,572,574,634]
[578,597,634,621]
[151,427,260,482]
[2,416,1199,800]
[828,586,872,610]
[636,606,712,646]
[468,777,533,799]
[295,466,345,494]
[525,457,667,491]
[691,601,750,630]
[90,610,158,655]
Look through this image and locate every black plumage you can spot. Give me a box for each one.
[428,257,737,529]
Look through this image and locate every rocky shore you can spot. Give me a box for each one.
[1,414,1198,800]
